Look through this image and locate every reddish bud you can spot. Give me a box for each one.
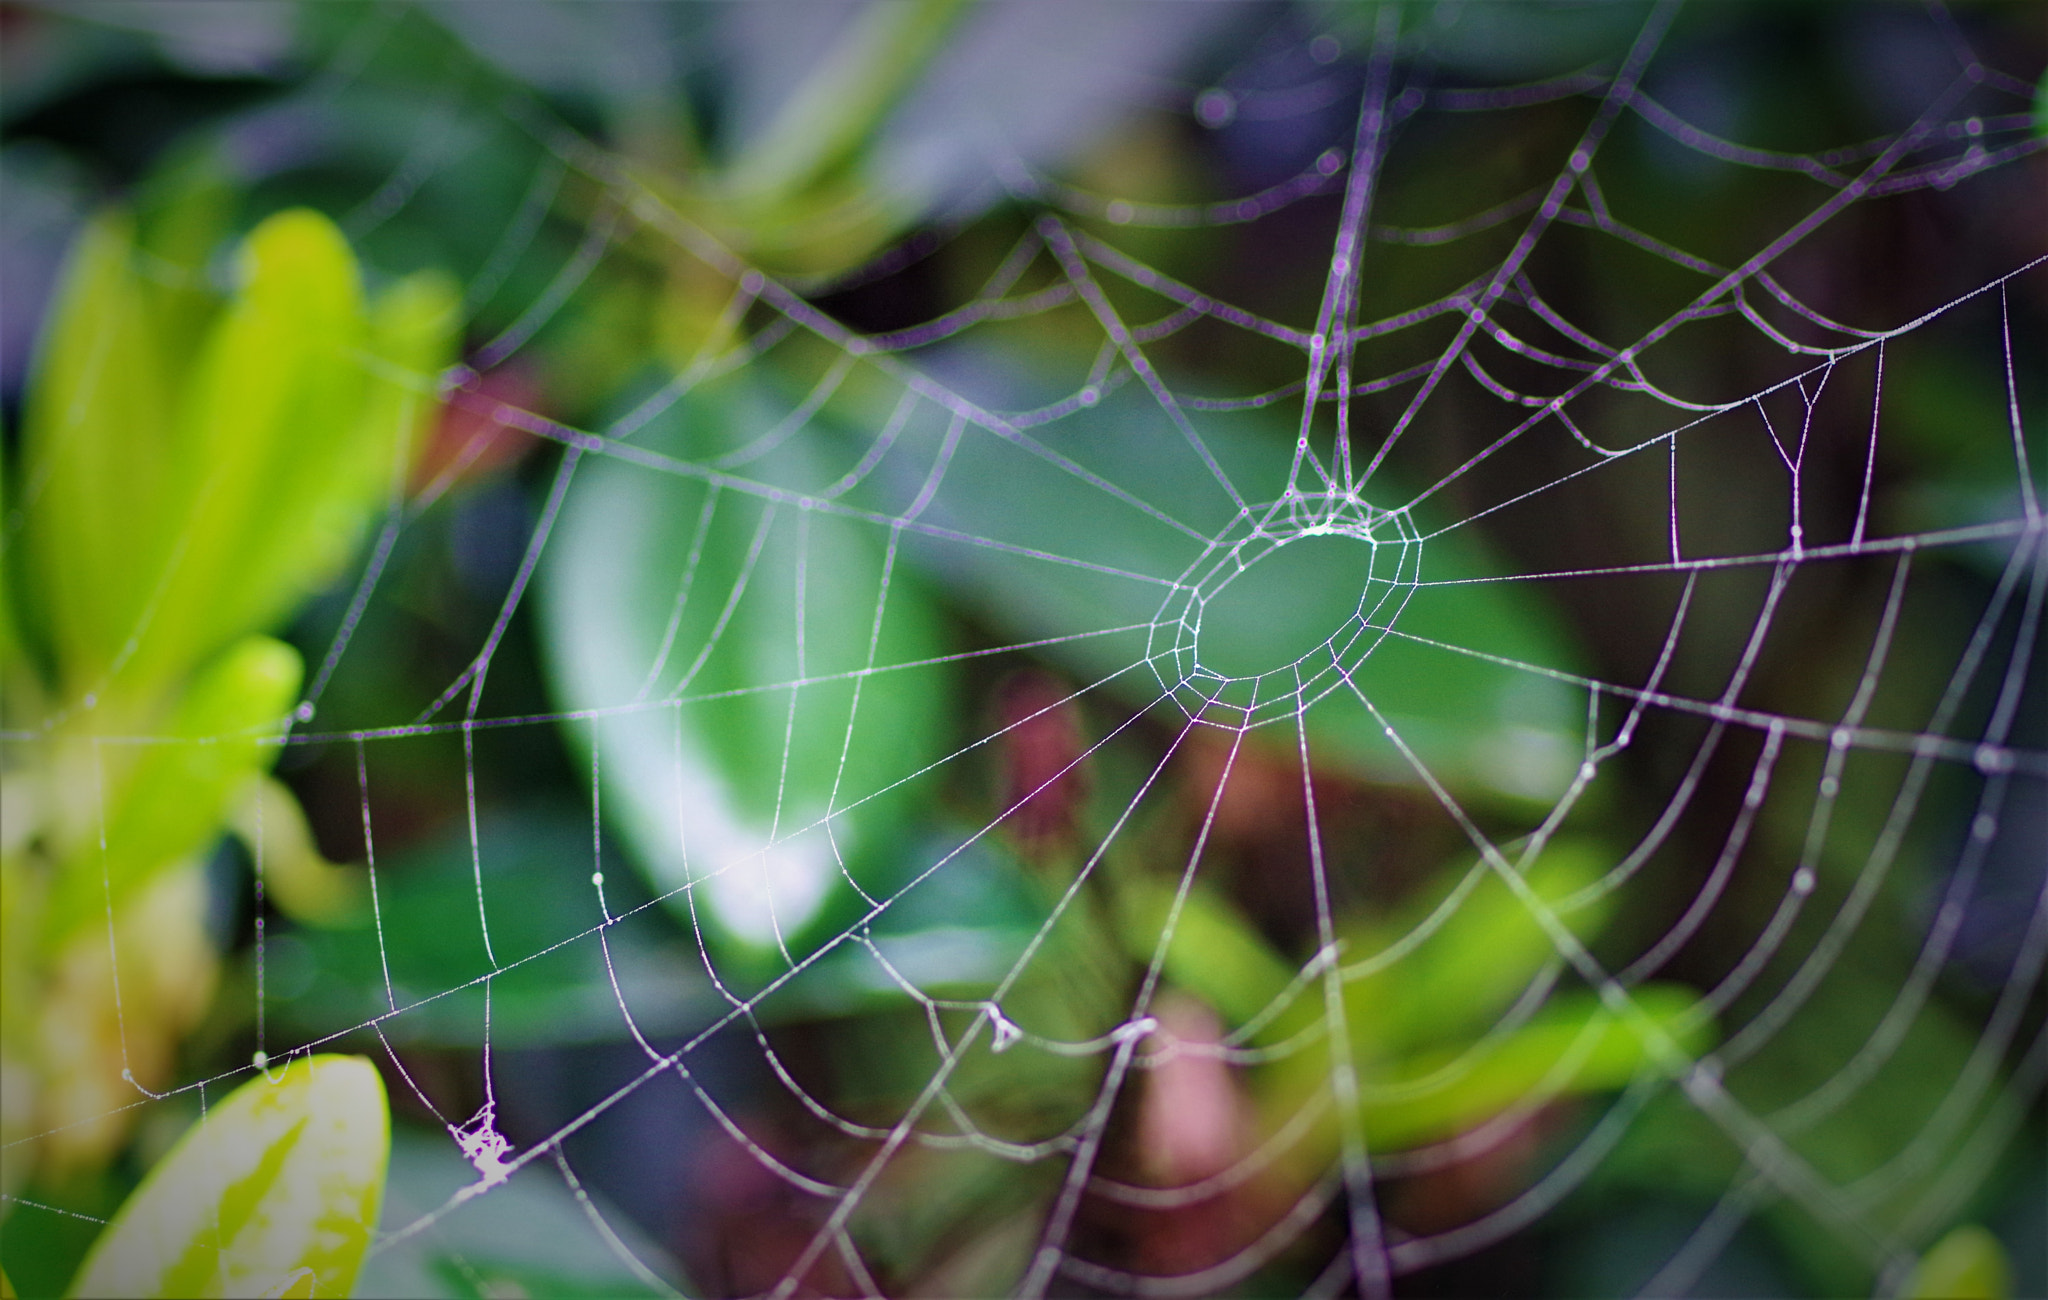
[996,671,1090,854]
[410,365,543,503]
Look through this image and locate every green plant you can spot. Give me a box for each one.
[1,167,454,1289]
[65,1054,389,1300]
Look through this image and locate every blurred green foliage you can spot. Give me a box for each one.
[1,2,2040,1297]
[2,152,452,1291]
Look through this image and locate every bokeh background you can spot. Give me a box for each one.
[2,2,2043,1297]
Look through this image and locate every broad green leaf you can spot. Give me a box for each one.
[829,376,1585,806]
[1907,1224,2011,1300]
[66,1054,389,1300]
[542,374,955,972]
[47,636,302,944]
[17,210,174,687]
[770,831,1043,1020]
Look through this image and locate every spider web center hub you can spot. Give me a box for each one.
[1149,492,1423,731]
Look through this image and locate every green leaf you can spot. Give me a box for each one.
[227,777,368,930]
[769,830,1044,1021]
[1258,978,1710,1165]
[66,1054,389,1300]
[722,0,971,203]
[357,269,462,498]
[1587,925,2002,1296]
[671,0,973,276]
[1344,838,1616,1055]
[1907,1224,2011,1300]
[542,374,955,972]
[48,636,303,945]
[1359,983,1710,1150]
[1114,835,1695,1156]
[224,266,458,650]
[17,210,175,688]
[634,3,1239,278]
[132,209,368,694]
[1188,839,1621,1060]
[15,205,446,707]
[837,377,1585,806]
[0,1175,122,1300]
[1116,836,1709,1158]
[132,144,237,381]
[1117,875,1296,1030]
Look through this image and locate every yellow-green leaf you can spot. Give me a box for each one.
[18,210,174,688]
[133,209,367,694]
[228,777,368,929]
[1260,981,1711,1171]
[356,269,460,501]
[67,1054,389,1300]
[133,145,236,380]
[15,202,451,708]
[1360,983,1711,1150]
[1346,839,1615,1055]
[1157,841,1620,1060]
[1119,876,1296,1031]
[49,636,303,944]
[1907,1224,2012,1300]
[722,0,970,204]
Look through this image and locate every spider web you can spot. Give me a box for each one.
[8,2,2045,1297]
